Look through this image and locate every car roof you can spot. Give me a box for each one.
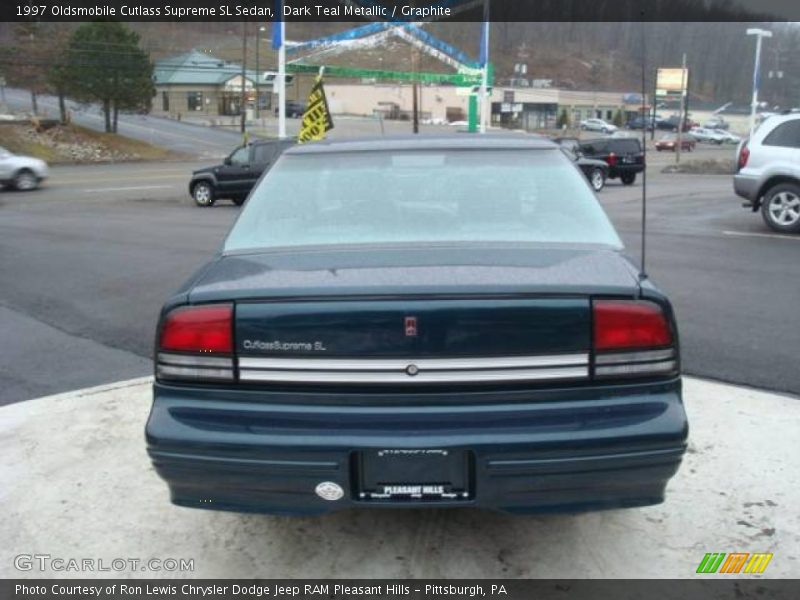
[284,134,556,155]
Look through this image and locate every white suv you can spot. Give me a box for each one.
[734,114,800,233]
[0,146,49,191]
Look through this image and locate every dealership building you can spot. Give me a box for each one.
[322,83,646,129]
[152,50,645,128]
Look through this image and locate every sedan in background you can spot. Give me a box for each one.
[714,129,742,145]
[580,118,618,134]
[689,127,726,144]
[147,135,687,515]
[0,146,48,191]
[655,134,696,152]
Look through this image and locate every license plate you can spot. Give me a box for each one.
[355,449,472,501]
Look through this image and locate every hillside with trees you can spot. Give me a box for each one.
[2,21,798,112]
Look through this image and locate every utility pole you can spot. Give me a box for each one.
[478,2,490,134]
[747,28,772,139]
[412,46,419,134]
[675,53,687,165]
[277,18,286,139]
[255,25,263,120]
[240,22,247,135]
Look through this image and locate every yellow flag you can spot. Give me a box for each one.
[298,77,334,143]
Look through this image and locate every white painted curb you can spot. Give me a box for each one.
[1,376,797,578]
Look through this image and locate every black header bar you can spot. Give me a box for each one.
[3,0,800,23]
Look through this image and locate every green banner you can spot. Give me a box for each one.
[286,63,487,87]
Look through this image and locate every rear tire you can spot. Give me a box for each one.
[192,181,215,207]
[232,197,246,206]
[761,183,800,233]
[589,168,605,192]
[13,169,38,191]
[621,173,637,185]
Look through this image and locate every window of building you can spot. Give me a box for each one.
[187,91,204,112]
[606,110,613,121]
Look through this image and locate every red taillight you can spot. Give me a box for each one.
[593,300,672,351]
[606,152,617,167]
[160,304,233,354]
[738,143,750,170]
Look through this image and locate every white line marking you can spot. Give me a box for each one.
[82,185,174,193]
[723,230,800,241]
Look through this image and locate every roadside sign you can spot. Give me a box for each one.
[656,68,689,93]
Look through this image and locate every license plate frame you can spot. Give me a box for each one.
[354,449,473,502]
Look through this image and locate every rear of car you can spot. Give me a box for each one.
[147,137,687,515]
[734,114,800,233]
[580,138,644,185]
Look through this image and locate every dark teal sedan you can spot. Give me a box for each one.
[146,135,687,515]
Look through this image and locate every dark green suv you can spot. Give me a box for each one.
[189,139,295,207]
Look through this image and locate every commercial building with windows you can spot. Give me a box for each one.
[152,49,306,118]
[321,82,646,130]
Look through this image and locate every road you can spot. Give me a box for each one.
[1,161,798,404]
[3,88,244,158]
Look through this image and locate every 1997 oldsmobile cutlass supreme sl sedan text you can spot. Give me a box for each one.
[146,136,688,515]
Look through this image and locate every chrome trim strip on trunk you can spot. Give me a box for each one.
[238,353,588,372]
[239,366,589,384]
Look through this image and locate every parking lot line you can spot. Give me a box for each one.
[723,230,800,241]
[82,185,175,193]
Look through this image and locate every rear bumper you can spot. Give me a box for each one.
[734,173,760,203]
[608,164,644,178]
[146,378,688,515]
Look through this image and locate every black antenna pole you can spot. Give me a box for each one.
[639,14,648,281]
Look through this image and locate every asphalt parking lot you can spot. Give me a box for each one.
[1,154,798,404]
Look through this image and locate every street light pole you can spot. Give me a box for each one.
[747,28,772,139]
[255,25,261,120]
[240,22,247,135]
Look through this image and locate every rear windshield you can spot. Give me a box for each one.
[224,149,623,252]
[610,139,642,153]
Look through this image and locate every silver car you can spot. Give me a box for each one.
[734,114,800,233]
[0,146,49,191]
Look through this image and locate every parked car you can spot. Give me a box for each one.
[554,137,608,191]
[147,135,687,515]
[688,127,726,144]
[579,118,617,134]
[189,139,295,207]
[274,100,307,118]
[713,129,741,145]
[658,115,695,132]
[734,114,800,233]
[626,116,657,131]
[703,116,729,130]
[655,134,696,152]
[579,137,644,185]
[0,146,48,191]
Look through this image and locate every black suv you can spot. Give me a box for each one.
[274,100,307,118]
[189,139,295,207]
[579,137,644,185]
